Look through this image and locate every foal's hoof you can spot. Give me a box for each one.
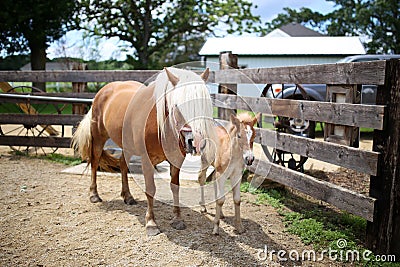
[146,226,161,236]
[200,205,207,214]
[235,227,245,234]
[124,197,137,205]
[90,195,102,203]
[171,220,186,230]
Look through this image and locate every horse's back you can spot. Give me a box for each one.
[92,81,145,147]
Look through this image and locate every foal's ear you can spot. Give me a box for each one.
[230,114,240,129]
[200,68,210,82]
[252,113,261,126]
[165,67,179,87]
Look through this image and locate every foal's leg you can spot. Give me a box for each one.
[213,171,226,235]
[198,165,208,213]
[231,170,244,234]
[170,164,186,230]
[120,153,136,205]
[142,157,160,236]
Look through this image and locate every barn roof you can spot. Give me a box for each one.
[278,22,324,37]
[199,36,366,56]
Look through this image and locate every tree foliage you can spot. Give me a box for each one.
[265,0,400,54]
[78,0,264,69]
[0,0,77,70]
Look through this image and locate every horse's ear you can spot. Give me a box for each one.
[200,68,210,82]
[165,67,179,87]
[252,113,261,126]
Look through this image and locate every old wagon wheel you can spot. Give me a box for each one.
[261,84,316,172]
[0,85,67,154]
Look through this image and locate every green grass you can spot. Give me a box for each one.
[240,182,399,266]
[12,152,82,166]
[39,153,82,166]
[0,103,73,114]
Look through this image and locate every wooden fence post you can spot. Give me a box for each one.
[72,62,88,116]
[218,51,238,120]
[324,84,360,147]
[72,63,88,157]
[366,59,400,257]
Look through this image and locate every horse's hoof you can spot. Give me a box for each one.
[124,197,137,205]
[146,226,161,236]
[171,220,186,230]
[90,195,102,203]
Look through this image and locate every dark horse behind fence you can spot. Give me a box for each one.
[72,67,216,236]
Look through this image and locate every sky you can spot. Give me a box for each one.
[46,0,337,61]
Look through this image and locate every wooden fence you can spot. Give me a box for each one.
[0,60,399,257]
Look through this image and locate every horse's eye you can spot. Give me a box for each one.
[237,134,241,138]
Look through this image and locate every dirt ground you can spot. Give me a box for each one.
[0,145,359,267]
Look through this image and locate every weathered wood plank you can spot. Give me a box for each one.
[0,70,216,83]
[212,94,385,129]
[214,61,386,85]
[255,128,379,176]
[0,70,160,83]
[247,158,375,221]
[0,136,72,148]
[0,114,83,125]
[0,61,386,85]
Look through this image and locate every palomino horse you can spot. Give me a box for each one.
[72,67,216,236]
[198,113,258,235]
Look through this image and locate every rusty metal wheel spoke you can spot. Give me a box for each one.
[1,85,64,154]
[261,84,316,172]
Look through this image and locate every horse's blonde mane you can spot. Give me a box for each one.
[153,67,216,159]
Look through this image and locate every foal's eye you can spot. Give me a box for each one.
[237,134,241,138]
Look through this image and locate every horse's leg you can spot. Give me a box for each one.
[142,157,160,236]
[213,171,226,235]
[231,170,244,234]
[198,165,208,213]
[170,164,186,230]
[120,153,136,205]
[89,138,105,203]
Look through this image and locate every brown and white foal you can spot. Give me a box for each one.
[198,113,259,235]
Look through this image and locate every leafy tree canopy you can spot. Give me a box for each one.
[0,0,77,69]
[78,0,265,69]
[265,0,400,54]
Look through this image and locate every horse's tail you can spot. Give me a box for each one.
[71,108,119,172]
[72,108,93,162]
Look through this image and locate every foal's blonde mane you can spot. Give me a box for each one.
[236,113,255,124]
[153,67,216,158]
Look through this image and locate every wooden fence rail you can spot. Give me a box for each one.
[0,59,398,256]
[212,94,385,129]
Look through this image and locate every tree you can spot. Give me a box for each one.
[78,0,264,69]
[0,0,77,89]
[265,0,400,54]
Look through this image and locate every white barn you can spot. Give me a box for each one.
[199,36,366,70]
[199,24,366,97]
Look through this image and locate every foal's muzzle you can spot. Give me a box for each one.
[243,150,255,166]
